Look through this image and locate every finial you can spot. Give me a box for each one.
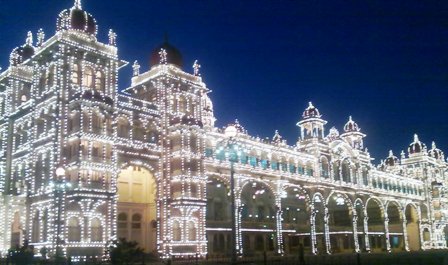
[389,150,393,157]
[413,134,419,142]
[308,102,313,108]
[432,141,436,149]
[193,60,201,76]
[109,29,117,46]
[159,48,168,64]
[132,60,140,76]
[74,0,82,9]
[401,150,405,159]
[349,116,353,122]
[26,31,33,46]
[37,29,45,47]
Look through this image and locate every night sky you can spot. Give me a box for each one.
[1,0,447,163]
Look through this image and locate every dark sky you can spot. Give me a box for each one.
[1,0,448,163]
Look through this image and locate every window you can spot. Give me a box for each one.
[83,66,94,88]
[67,217,81,242]
[118,213,127,229]
[132,213,142,229]
[47,65,55,87]
[72,64,81,85]
[173,221,181,241]
[91,218,102,242]
[188,221,196,241]
[95,70,105,91]
[320,157,329,178]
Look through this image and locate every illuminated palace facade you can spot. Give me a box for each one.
[0,0,447,260]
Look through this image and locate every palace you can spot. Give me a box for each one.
[0,0,447,260]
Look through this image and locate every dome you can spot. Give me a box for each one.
[408,134,426,155]
[428,141,444,160]
[10,32,35,66]
[385,150,399,167]
[302,102,321,119]
[344,116,360,132]
[326,127,340,141]
[150,41,183,68]
[56,0,97,36]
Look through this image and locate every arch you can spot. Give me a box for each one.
[320,156,330,179]
[341,159,351,183]
[365,198,386,252]
[239,180,277,254]
[326,192,354,253]
[281,186,312,254]
[386,201,404,251]
[312,193,326,254]
[117,164,157,252]
[405,204,421,251]
[354,199,366,251]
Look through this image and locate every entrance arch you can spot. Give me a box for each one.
[366,198,386,252]
[240,180,276,255]
[312,194,326,254]
[117,165,157,253]
[281,187,311,254]
[405,204,421,251]
[354,200,366,251]
[327,193,354,253]
[386,202,404,251]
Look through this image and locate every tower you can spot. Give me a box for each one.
[340,116,365,150]
[297,102,327,141]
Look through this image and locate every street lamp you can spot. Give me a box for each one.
[217,125,243,264]
[54,167,70,260]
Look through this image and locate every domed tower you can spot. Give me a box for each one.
[149,39,183,69]
[56,0,97,37]
[340,116,365,150]
[384,150,400,167]
[408,134,427,157]
[428,141,445,161]
[9,32,35,66]
[297,102,327,140]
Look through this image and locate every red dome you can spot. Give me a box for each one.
[57,1,97,36]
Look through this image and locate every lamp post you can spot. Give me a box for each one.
[217,125,242,264]
[54,167,70,259]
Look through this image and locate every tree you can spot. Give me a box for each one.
[109,238,144,265]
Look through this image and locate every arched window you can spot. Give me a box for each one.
[132,214,142,229]
[333,161,340,181]
[91,218,102,242]
[95,70,105,91]
[178,96,187,113]
[67,217,81,242]
[362,168,369,186]
[118,213,127,229]
[188,221,196,241]
[83,66,94,88]
[72,64,81,85]
[341,160,351,182]
[320,156,329,178]
[173,220,181,241]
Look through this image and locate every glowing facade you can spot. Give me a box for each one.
[0,0,447,260]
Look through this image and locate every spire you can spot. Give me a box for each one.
[193,60,201,76]
[432,141,436,149]
[349,116,353,122]
[26,31,33,46]
[74,0,82,9]
[414,134,419,142]
[308,101,314,108]
[389,150,393,157]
